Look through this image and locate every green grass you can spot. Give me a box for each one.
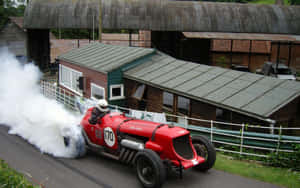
[214,154,300,188]
[249,0,290,5]
[0,159,40,188]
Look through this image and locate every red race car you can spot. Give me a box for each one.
[74,109,216,188]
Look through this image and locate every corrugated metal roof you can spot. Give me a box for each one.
[58,42,154,73]
[124,53,300,120]
[25,0,300,35]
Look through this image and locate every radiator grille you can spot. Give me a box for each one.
[173,135,194,159]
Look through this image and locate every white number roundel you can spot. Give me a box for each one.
[104,127,115,147]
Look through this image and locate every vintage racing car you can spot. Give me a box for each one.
[72,108,216,188]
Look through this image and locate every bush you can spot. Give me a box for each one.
[266,144,300,171]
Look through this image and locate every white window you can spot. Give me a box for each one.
[91,83,105,100]
[59,64,82,95]
[110,84,124,100]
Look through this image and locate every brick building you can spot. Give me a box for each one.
[57,42,154,106]
[183,32,300,72]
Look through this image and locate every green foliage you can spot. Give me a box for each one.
[50,28,138,39]
[0,0,26,28]
[289,0,300,4]
[215,56,229,68]
[266,144,300,171]
[0,159,40,188]
[215,154,300,188]
[51,29,91,39]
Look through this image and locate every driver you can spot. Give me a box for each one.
[89,99,109,125]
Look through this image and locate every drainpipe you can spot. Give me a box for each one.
[266,118,276,135]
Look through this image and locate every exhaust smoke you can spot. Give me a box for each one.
[0,48,83,158]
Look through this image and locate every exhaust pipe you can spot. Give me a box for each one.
[121,139,144,151]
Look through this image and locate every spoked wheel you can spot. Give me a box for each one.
[135,149,166,188]
[192,136,216,172]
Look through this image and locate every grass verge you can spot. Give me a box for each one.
[0,159,40,188]
[214,154,300,188]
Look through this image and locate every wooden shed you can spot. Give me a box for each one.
[57,42,155,105]
[124,52,300,133]
[0,17,26,57]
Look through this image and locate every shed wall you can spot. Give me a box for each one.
[0,21,26,56]
[60,60,108,99]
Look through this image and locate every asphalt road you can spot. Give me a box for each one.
[0,125,279,188]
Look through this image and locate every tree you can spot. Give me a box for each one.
[289,0,300,4]
[0,0,8,28]
[0,0,26,28]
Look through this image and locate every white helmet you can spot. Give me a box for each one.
[96,99,109,112]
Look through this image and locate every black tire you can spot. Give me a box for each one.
[63,131,87,158]
[135,149,166,188]
[192,135,216,172]
[74,133,87,158]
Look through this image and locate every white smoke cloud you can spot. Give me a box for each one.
[0,48,84,158]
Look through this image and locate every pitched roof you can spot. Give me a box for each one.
[124,53,300,120]
[58,42,155,73]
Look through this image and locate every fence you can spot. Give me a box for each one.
[40,81,300,159]
[40,80,78,112]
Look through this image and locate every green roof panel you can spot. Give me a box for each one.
[58,42,155,73]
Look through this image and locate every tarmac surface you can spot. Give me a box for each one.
[0,125,279,188]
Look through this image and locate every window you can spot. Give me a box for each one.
[163,92,173,110]
[110,84,124,100]
[59,65,82,95]
[178,96,190,116]
[91,83,105,100]
[133,84,146,100]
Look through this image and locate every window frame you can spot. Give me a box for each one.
[90,83,105,100]
[109,84,125,100]
[59,64,82,96]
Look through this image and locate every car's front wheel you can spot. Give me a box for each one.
[192,135,216,172]
[135,149,166,188]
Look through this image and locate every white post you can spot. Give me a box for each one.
[210,120,213,142]
[63,89,66,106]
[240,123,245,156]
[276,126,282,154]
[184,116,188,129]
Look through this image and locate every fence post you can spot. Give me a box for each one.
[184,116,188,129]
[210,120,213,142]
[240,123,245,157]
[63,89,66,106]
[276,126,282,154]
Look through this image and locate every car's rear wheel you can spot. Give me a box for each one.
[135,149,166,188]
[74,132,87,158]
[63,130,87,158]
[192,135,216,171]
